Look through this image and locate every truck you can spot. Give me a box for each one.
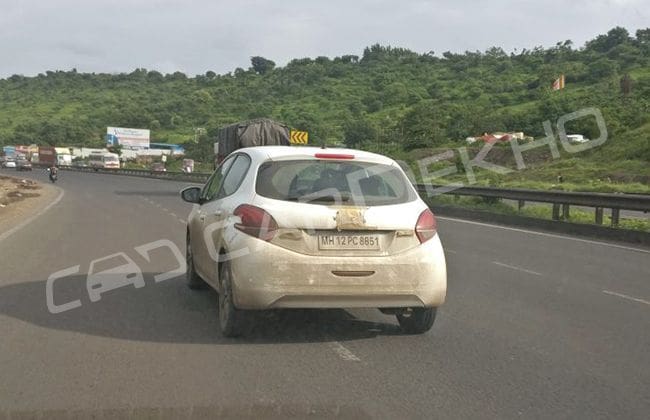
[32,146,72,167]
[36,146,57,167]
[54,148,73,166]
[214,118,291,168]
[89,152,120,169]
[2,146,16,158]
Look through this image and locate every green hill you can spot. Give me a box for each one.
[1,26,648,192]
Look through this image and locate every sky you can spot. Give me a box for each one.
[0,0,647,77]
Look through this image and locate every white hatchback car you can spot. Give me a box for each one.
[181,146,446,336]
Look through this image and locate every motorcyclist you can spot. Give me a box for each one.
[47,164,58,182]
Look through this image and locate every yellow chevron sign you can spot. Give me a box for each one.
[290,130,309,144]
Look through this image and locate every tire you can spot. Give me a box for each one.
[218,260,243,337]
[396,307,437,334]
[186,233,207,290]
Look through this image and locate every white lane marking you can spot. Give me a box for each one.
[445,249,457,254]
[140,198,185,223]
[492,261,542,276]
[602,290,650,306]
[0,186,65,242]
[437,216,650,255]
[329,341,361,362]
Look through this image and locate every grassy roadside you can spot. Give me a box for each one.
[424,195,650,233]
[378,143,650,194]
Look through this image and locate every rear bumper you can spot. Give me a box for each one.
[228,232,447,310]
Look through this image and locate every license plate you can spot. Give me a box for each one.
[318,234,380,250]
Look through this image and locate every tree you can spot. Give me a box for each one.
[343,119,376,148]
[167,71,187,81]
[400,101,446,150]
[339,55,359,64]
[0,26,647,178]
[636,28,650,44]
[588,58,618,81]
[315,56,330,65]
[147,70,163,81]
[182,132,212,161]
[250,56,275,75]
[586,26,630,53]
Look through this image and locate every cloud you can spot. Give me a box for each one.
[0,0,647,77]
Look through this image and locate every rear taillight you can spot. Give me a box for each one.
[314,153,355,160]
[234,205,278,241]
[415,209,437,243]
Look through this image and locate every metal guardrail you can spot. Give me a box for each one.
[415,184,650,227]
[55,166,650,228]
[59,166,211,183]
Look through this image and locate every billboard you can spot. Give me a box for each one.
[106,127,150,148]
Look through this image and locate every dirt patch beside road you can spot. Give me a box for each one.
[0,175,59,235]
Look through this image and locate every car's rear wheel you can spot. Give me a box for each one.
[218,260,243,337]
[186,234,206,290]
[396,307,436,334]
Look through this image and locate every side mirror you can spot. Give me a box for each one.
[180,186,202,204]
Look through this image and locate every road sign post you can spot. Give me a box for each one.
[290,130,309,144]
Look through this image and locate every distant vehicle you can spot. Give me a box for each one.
[89,152,120,170]
[151,162,166,173]
[566,134,589,143]
[36,146,57,167]
[15,157,32,171]
[214,118,290,168]
[149,143,185,156]
[2,146,16,157]
[72,160,89,168]
[1,158,16,168]
[182,159,194,173]
[181,146,447,337]
[56,154,73,167]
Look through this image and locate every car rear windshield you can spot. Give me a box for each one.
[256,159,417,206]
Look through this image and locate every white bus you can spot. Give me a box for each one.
[89,152,120,169]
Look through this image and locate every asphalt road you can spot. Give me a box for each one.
[0,168,648,419]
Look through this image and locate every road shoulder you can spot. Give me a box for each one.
[0,175,61,241]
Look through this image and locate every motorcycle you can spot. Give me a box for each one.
[47,167,58,183]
